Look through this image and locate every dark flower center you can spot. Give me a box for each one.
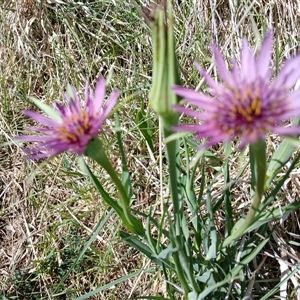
[228,84,262,123]
[57,111,91,142]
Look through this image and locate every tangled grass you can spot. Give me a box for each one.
[1,0,300,299]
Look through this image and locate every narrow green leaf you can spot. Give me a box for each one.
[56,208,114,289]
[73,270,140,300]
[265,139,295,188]
[145,216,158,254]
[136,110,155,153]
[247,201,300,232]
[78,157,138,234]
[197,277,238,300]
[115,112,132,200]
[229,235,270,279]
[120,231,168,267]
[204,186,217,260]
[265,116,300,188]
[260,264,300,300]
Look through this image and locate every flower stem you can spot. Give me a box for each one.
[162,120,194,297]
[85,138,144,236]
[222,139,266,248]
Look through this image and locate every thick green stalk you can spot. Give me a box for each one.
[162,120,191,298]
[222,139,266,247]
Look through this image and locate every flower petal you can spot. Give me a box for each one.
[212,44,234,85]
[256,30,273,78]
[93,77,106,112]
[23,110,59,127]
[16,135,56,142]
[172,86,213,103]
[241,39,256,81]
[194,62,223,91]
[273,55,300,89]
[100,90,119,121]
[273,126,300,135]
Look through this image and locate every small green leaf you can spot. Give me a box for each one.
[66,83,75,100]
[156,244,178,259]
[164,132,190,144]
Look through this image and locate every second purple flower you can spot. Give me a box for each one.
[173,30,300,148]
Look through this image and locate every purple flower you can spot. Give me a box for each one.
[172,30,300,148]
[17,77,119,160]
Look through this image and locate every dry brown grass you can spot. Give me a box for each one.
[1,0,300,299]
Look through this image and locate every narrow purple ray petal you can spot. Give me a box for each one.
[197,136,228,149]
[172,86,213,103]
[26,147,66,160]
[25,126,55,133]
[256,30,273,78]
[85,80,94,114]
[55,102,69,117]
[100,90,119,120]
[194,62,223,91]
[240,131,263,146]
[172,105,208,119]
[16,135,57,142]
[241,39,256,81]
[290,88,300,100]
[272,126,300,135]
[23,110,59,127]
[212,44,234,85]
[273,55,300,89]
[231,60,241,83]
[93,77,106,112]
[73,144,86,155]
[84,80,90,102]
[279,108,300,120]
[70,86,81,112]
[173,125,202,132]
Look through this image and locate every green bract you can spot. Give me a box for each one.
[149,3,180,122]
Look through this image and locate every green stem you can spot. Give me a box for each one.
[86,139,128,203]
[163,117,200,297]
[222,139,266,247]
[85,138,144,236]
[162,120,190,297]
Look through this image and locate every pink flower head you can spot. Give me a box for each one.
[172,30,300,148]
[17,77,119,160]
